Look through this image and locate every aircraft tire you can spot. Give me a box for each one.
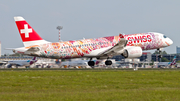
[105,60,112,65]
[88,61,95,66]
[158,55,162,58]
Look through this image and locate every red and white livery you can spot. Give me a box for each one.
[12,16,173,66]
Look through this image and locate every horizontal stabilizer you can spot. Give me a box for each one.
[5,48,16,50]
[27,47,40,52]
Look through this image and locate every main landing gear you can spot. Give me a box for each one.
[88,58,95,67]
[88,57,113,67]
[105,59,112,66]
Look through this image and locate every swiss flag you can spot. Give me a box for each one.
[15,19,43,42]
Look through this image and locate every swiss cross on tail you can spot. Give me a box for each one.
[14,16,43,42]
[20,24,32,38]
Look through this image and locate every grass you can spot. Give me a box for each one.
[0,69,180,101]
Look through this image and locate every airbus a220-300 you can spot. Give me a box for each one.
[12,16,173,67]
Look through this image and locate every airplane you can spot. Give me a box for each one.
[158,56,176,68]
[60,59,104,68]
[60,60,90,68]
[6,57,37,68]
[35,59,55,68]
[11,16,173,67]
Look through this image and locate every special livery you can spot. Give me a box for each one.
[12,16,173,67]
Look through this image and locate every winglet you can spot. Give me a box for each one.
[119,34,124,38]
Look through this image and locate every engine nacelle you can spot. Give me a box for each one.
[122,46,142,58]
[7,64,12,68]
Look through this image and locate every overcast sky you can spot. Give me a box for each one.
[0,0,180,55]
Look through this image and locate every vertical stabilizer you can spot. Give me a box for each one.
[170,56,176,66]
[14,16,49,47]
[30,57,37,65]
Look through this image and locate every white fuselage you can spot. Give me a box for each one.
[8,60,31,66]
[13,32,173,59]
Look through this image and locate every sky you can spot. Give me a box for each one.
[0,0,180,55]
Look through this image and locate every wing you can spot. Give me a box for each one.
[98,34,128,57]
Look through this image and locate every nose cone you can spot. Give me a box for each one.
[166,38,173,46]
[169,38,173,45]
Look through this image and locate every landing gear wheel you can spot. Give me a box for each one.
[157,48,162,54]
[88,61,95,67]
[105,60,112,65]
[158,55,162,58]
[157,48,162,59]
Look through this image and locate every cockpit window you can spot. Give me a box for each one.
[163,35,167,38]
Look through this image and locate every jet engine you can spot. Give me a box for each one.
[122,46,142,58]
[7,64,12,68]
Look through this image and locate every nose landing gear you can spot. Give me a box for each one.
[88,57,113,68]
[156,48,163,62]
[157,48,162,58]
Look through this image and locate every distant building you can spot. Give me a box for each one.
[112,53,179,62]
[140,52,151,62]
[176,46,180,54]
